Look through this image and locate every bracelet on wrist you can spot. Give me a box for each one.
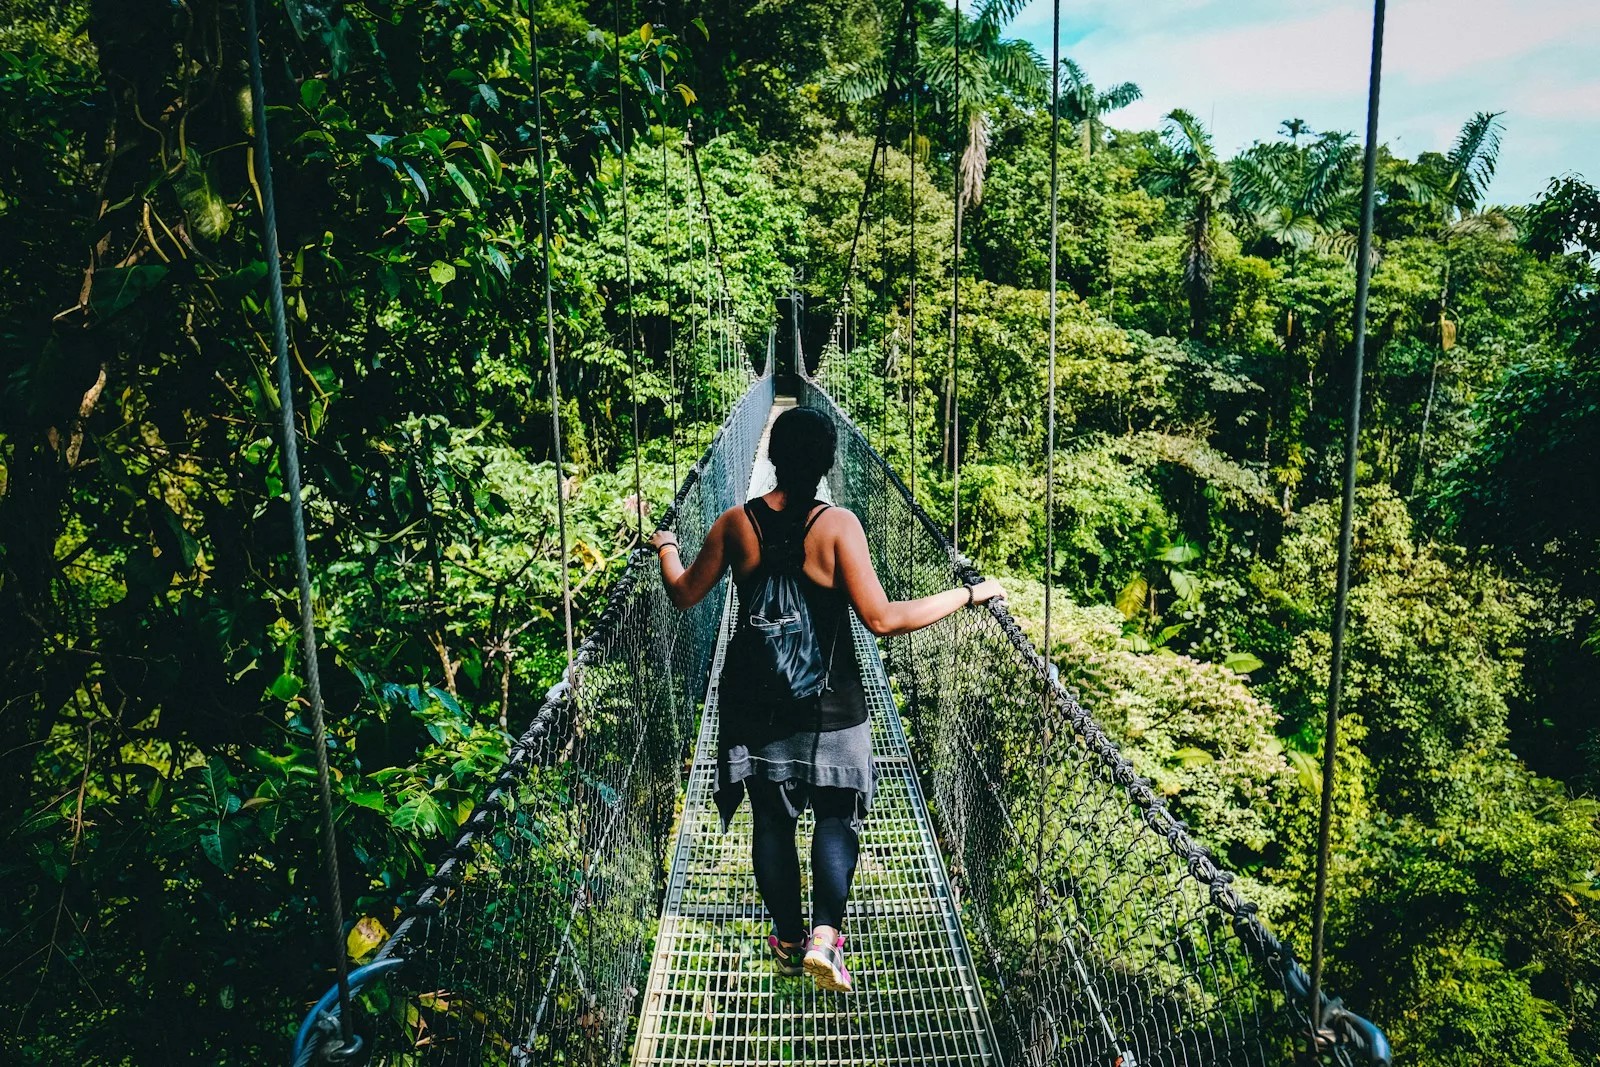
[964,584,975,608]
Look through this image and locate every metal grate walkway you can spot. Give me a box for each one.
[631,407,998,1067]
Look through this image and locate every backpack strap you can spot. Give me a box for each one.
[742,501,766,549]
[802,503,832,538]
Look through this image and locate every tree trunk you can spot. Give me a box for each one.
[1413,260,1451,493]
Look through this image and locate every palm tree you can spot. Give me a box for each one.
[1393,110,1508,229]
[1057,58,1141,159]
[1391,111,1512,488]
[1231,128,1361,259]
[827,0,1046,207]
[1150,109,1231,338]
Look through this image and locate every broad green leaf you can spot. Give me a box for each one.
[90,265,169,320]
[443,162,479,207]
[1286,749,1322,794]
[1224,652,1265,675]
[270,673,303,702]
[480,143,503,183]
[429,261,456,285]
[1170,747,1216,768]
[344,788,388,813]
[201,756,232,812]
[391,793,450,836]
[1169,568,1200,601]
[200,823,241,870]
[402,161,429,203]
[1156,542,1200,564]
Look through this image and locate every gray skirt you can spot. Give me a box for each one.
[721,720,875,829]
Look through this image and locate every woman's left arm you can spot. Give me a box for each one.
[649,510,734,610]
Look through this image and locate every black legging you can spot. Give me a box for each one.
[747,777,860,944]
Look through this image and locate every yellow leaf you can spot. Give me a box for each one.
[639,22,652,43]
[346,915,388,962]
[675,83,697,106]
[1115,576,1148,620]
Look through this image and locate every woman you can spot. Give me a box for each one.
[648,407,1003,993]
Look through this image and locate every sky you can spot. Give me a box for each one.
[1007,0,1600,206]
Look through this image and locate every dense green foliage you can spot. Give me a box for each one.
[2,0,1597,1063]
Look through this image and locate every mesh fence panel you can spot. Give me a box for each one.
[799,378,1385,1067]
[323,375,775,1066]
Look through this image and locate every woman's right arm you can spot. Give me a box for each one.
[831,511,1003,637]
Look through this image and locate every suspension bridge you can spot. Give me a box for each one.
[290,352,1388,1067]
[242,0,1399,1060]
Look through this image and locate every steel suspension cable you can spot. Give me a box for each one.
[1041,0,1061,966]
[841,0,913,305]
[1308,0,1385,1043]
[948,0,963,550]
[907,10,918,506]
[242,0,354,1051]
[880,132,890,455]
[657,47,679,495]
[616,1,642,540]
[531,16,575,674]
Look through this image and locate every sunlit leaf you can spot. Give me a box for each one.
[1224,652,1265,675]
[347,916,388,962]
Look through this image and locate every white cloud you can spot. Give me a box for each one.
[1009,0,1600,203]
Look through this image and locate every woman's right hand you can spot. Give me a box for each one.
[968,578,1005,605]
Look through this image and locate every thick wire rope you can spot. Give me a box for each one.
[531,15,575,675]
[657,47,679,496]
[948,0,963,550]
[1040,0,1062,987]
[242,0,354,1052]
[1308,0,1385,1043]
[679,120,701,450]
[615,2,643,541]
[879,136,891,456]
[907,7,919,508]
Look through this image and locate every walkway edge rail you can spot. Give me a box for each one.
[292,371,776,1066]
[801,375,1391,1066]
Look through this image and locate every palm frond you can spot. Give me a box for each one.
[1312,227,1360,265]
[1449,206,1515,241]
[1098,81,1141,113]
[975,0,1032,27]
[1255,205,1318,252]
[961,109,991,207]
[990,38,1047,93]
[1164,109,1215,162]
[1447,110,1504,213]
[1058,57,1089,94]
[1231,148,1297,216]
[1301,133,1359,218]
[1390,162,1444,205]
[822,58,888,103]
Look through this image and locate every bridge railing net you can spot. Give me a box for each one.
[333,375,774,1065]
[799,378,1382,1067]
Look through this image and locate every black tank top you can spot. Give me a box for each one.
[726,497,869,734]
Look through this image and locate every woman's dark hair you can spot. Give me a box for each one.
[767,407,837,501]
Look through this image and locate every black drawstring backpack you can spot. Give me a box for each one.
[725,502,839,722]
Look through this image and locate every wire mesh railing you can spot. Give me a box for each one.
[293,373,774,1066]
[798,376,1390,1067]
